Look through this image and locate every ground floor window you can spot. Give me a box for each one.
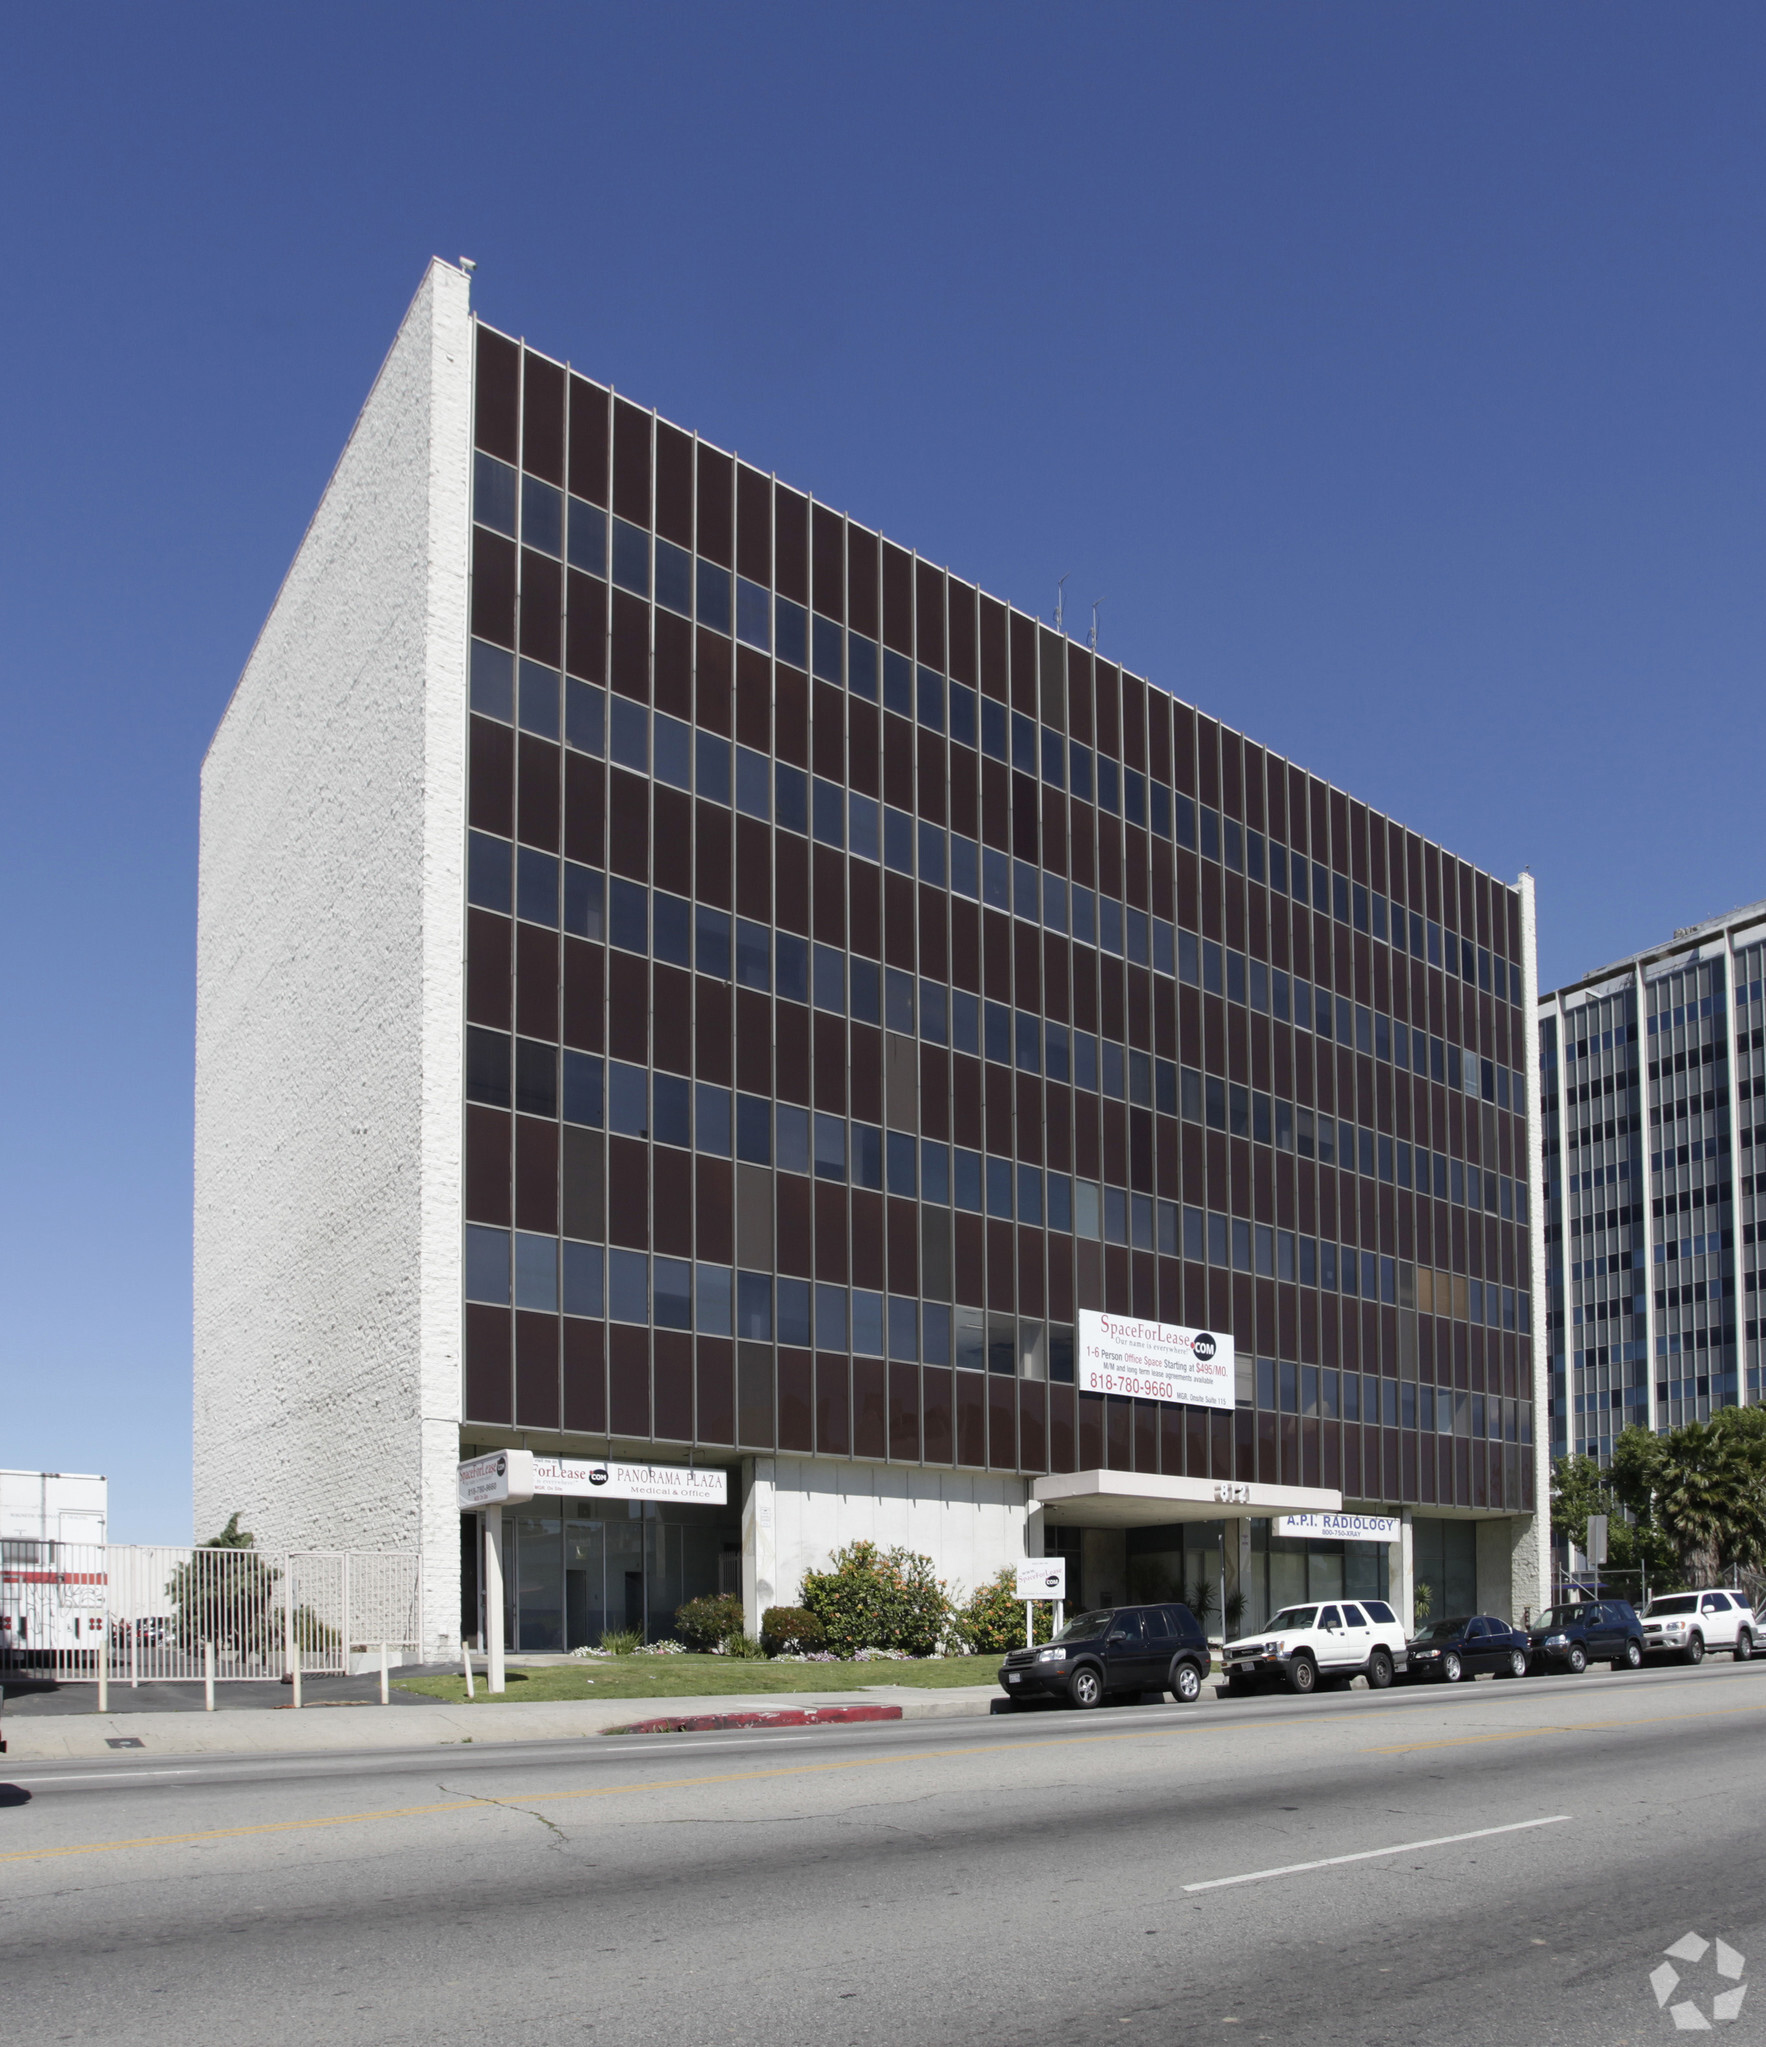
[1409,1517,1477,1623]
[1246,1521,1389,1634]
[470,1498,740,1652]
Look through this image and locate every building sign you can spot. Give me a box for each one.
[1014,1558,1067,1600]
[461,1454,727,1508]
[1076,1309,1235,1410]
[1275,1512,1400,1544]
[531,1458,728,1505]
[458,1450,536,1508]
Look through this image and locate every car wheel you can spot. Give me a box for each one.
[1068,1665,1105,1710]
[1367,1648,1394,1690]
[1442,1651,1464,1683]
[1285,1653,1318,1695]
[1735,1630,1753,1664]
[1685,1632,1705,1666]
[1170,1659,1203,1704]
[1617,1639,1642,1671]
[1566,1643,1587,1674]
[1505,1649,1528,1679]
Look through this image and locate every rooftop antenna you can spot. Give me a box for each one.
[1089,599,1103,652]
[1054,574,1068,636]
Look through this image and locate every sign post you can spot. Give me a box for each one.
[1014,1558,1068,1649]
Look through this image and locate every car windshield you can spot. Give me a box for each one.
[1266,1607,1319,1632]
[1537,1606,1596,1630]
[1646,1595,1698,1616]
[1414,1619,1469,1640]
[1052,1610,1116,1643]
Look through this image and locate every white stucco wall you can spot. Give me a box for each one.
[1515,870,1552,1618]
[741,1456,1031,1632]
[194,259,472,1653]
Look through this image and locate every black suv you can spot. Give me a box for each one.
[999,1603,1211,1709]
[1527,1599,1645,1674]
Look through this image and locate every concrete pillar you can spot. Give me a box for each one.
[741,1458,777,1638]
[482,1509,506,1694]
[1392,1509,1415,1631]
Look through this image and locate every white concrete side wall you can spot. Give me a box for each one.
[1516,871,1552,1618]
[194,260,472,1654]
[741,1457,1031,1633]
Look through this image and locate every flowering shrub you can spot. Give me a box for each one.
[569,1645,611,1660]
[852,1645,914,1661]
[760,1606,826,1655]
[676,1593,745,1651]
[634,1638,687,1655]
[798,1541,953,1657]
[720,1631,768,1659]
[772,1649,842,1663]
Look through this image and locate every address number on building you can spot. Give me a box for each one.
[1214,1481,1251,1505]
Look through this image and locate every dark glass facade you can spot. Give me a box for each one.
[458,322,1538,1518]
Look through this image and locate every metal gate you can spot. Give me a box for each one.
[1,1541,421,1682]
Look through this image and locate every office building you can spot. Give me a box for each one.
[1538,899,1766,1462]
[195,261,1548,1655]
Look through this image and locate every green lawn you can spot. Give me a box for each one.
[397,1654,1005,1704]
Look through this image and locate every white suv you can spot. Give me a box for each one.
[1641,1590,1756,1664]
[1222,1599,1409,1696]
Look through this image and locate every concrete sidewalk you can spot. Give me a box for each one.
[0,1684,1007,1761]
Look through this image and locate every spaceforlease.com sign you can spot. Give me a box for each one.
[1077,1309,1236,1411]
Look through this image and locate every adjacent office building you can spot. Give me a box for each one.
[195,261,1549,1657]
[1538,900,1766,1464]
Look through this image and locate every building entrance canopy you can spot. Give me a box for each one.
[1033,1471,1344,1530]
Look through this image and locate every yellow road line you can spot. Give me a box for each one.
[9,1693,1763,1867]
[1365,1699,1766,1754]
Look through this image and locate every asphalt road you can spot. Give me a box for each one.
[4,1659,1762,2046]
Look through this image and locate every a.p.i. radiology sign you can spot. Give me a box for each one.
[1076,1309,1235,1410]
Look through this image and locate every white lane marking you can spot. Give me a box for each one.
[1182,1814,1572,1891]
[8,1769,202,1785]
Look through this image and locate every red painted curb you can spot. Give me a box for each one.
[604,1704,905,1735]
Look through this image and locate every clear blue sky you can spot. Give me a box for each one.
[4,6,1761,1540]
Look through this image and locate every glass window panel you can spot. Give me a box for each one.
[816,1283,848,1350]
[919,979,947,1045]
[918,667,946,731]
[609,695,647,773]
[736,578,771,650]
[848,634,879,701]
[1072,888,1096,948]
[955,1148,984,1212]
[852,1122,884,1190]
[885,967,915,1033]
[562,1050,603,1127]
[736,1093,772,1164]
[695,1081,731,1156]
[608,1061,649,1138]
[515,1038,557,1117]
[567,496,606,576]
[1015,1011,1041,1073]
[850,792,880,863]
[611,518,650,597]
[735,918,771,991]
[775,763,808,835]
[777,1102,811,1173]
[1014,859,1040,922]
[468,830,512,914]
[466,1026,510,1109]
[735,746,770,819]
[918,820,945,886]
[563,862,604,940]
[948,680,976,747]
[1048,1174,1073,1233]
[952,990,980,1055]
[697,559,731,635]
[778,1275,813,1348]
[737,1271,772,1339]
[654,1256,692,1330]
[652,891,691,967]
[776,933,809,1004]
[850,957,880,1025]
[474,452,517,536]
[921,1139,949,1205]
[465,1224,510,1305]
[887,1129,917,1196]
[813,777,846,847]
[1045,1020,1070,1082]
[517,845,558,927]
[984,1001,1011,1063]
[812,615,843,684]
[518,660,559,740]
[1105,1187,1128,1244]
[814,944,847,1013]
[1069,739,1093,801]
[652,713,691,791]
[650,536,691,618]
[609,1247,648,1323]
[514,1230,558,1312]
[697,1263,733,1337]
[884,806,914,874]
[888,1295,920,1360]
[1018,1164,1043,1226]
[814,1113,847,1181]
[652,1073,691,1148]
[521,474,563,557]
[694,904,731,979]
[561,1239,602,1317]
[983,847,1011,910]
[852,1290,886,1357]
[951,835,980,899]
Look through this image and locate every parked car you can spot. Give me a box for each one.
[998,1603,1212,1709]
[1641,1590,1756,1664]
[1220,1599,1408,1695]
[1527,1599,1644,1673]
[1405,1615,1531,1682]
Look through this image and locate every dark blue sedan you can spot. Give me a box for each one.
[1405,1615,1531,1682]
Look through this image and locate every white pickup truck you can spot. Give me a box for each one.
[1640,1590,1756,1664]
[1221,1598,1409,1695]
